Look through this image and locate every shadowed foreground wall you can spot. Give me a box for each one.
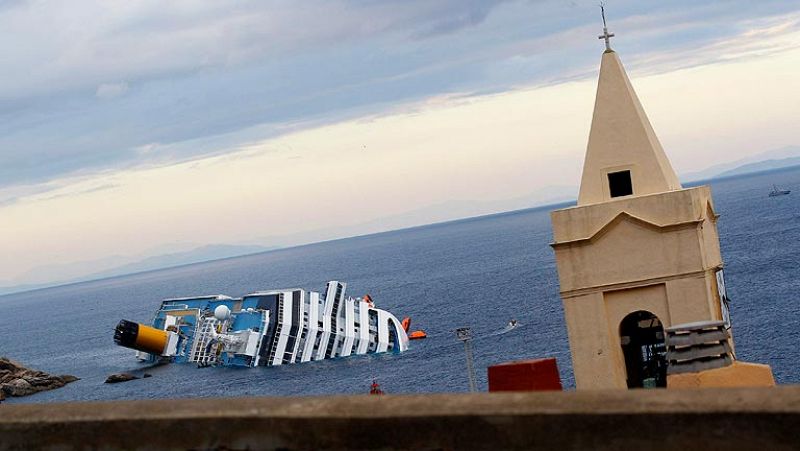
[1,387,799,450]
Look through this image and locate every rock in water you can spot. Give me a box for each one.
[0,357,79,399]
[4,378,35,397]
[105,373,139,384]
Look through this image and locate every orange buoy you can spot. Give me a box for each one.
[408,330,427,340]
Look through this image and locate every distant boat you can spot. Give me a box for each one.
[769,185,791,197]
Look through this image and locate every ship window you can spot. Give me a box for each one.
[388,320,399,352]
[608,170,633,198]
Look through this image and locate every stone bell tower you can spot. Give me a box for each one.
[549,17,747,390]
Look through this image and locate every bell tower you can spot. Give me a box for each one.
[550,13,742,389]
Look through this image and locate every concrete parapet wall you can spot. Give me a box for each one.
[668,361,775,388]
[2,386,799,450]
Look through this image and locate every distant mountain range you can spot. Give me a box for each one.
[716,156,800,178]
[2,144,797,297]
[85,244,276,280]
[0,244,274,296]
[251,184,578,250]
[0,185,577,296]
[682,145,800,182]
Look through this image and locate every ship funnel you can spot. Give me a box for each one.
[114,320,169,355]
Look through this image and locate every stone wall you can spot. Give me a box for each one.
[1,386,798,450]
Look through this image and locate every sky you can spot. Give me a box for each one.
[1,0,799,286]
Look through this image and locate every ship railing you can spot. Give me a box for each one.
[267,300,285,364]
[189,316,222,365]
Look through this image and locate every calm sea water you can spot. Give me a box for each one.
[2,168,799,403]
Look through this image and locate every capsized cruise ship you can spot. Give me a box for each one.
[113,281,409,367]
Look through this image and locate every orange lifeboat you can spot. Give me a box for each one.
[401,316,427,340]
[363,294,375,308]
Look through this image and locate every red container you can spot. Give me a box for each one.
[488,358,563,392]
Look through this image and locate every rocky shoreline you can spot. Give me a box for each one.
[0,357,78,400]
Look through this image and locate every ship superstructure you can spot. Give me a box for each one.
[113,281,409,367]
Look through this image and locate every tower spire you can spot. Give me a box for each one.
[598,3,615,52]
[577,40,681,205]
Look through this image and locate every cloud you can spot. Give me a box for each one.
[0,176,119,207]
[0,0,798,193]
[2,37,799,284]
[615,11,800,76]
[95,82,129,99]
[0,1,512,100]
[33,183,119,202]
[410,1,506,38]
[134,142,160,155]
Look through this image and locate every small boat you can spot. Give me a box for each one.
[769,185,791,197]
[492,320,521,336]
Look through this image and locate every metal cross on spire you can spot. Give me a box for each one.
[598,3,615,51]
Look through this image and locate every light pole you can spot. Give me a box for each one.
[455,327,477,392]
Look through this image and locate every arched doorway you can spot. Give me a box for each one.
[619,311,667,388]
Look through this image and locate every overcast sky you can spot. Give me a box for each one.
[1,0,799,285]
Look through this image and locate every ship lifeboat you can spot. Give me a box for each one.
[401,317,427,340]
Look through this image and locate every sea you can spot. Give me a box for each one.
[2,167,799,403]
